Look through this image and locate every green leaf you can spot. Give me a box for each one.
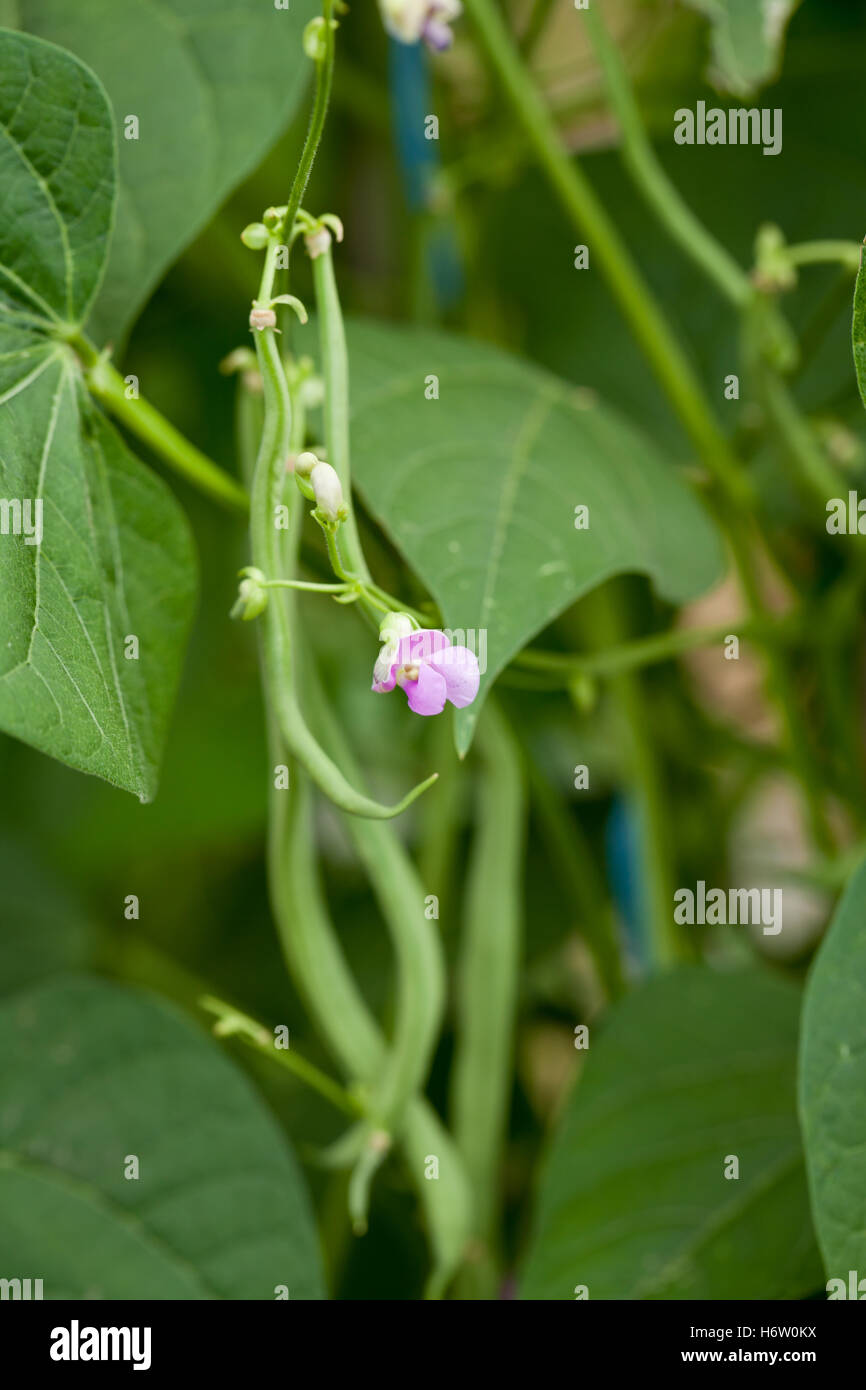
[0,974,325,1299]
[0,30,196,799]
[0,843,93,997]
[520,967,821,1300]
[851,245,866,412]
[799,857,866,1287]
[16,0,317,343]
[336,318,725,756]
[680,0,801,95]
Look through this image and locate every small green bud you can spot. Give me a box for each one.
[295,450,319,478]
[231,567,268,621]
[240,222,269,250]
[303,17,328,60]
[263,205,287,231]
[379,612,414,645]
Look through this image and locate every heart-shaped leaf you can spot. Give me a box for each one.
[16,0,317,343]
[0,30,195,799]
[339,318,725,755]
[681,0,802,96]
[799,857,866,1287]
[0,974,325,1298]
[520,967,821,1300]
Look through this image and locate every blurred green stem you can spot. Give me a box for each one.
[201,995,362,1116]
[591,582,680,966]
[786,241,861,271]
[582,4,750,309]
[514,614,795,681]
[236,360,471,1296]
[249,246,435,818]
[463,0,751,509]
[78,337,248,512]
[282,0,336,277]
[524,758,626,999]
[451,700,526,1298]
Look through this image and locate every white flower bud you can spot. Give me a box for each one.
[304,225,332,260]
[230,567,268,621]
[379,612,414,645]
[249,305,277,331]
[310,461,345,521]
[295,451,319,478]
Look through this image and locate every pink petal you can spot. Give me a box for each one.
[429,645,480,709]
[404,662,448,716]
[394,629,451,668]
[372,654,398,693]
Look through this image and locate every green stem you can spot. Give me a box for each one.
[451,700,525,1298]
[563,3,835,852]
[463,0,750,508]
[514,614,794,681]
[786,240,861,271]
[311,247,379,580]
[263,578,351,593]
[753,362,844,504]
[81,343,248,512]
[235,366,471,1295]
[201,995,362,1117]
[250,306,435,818]
[582,4,750,309]
[591,583,679,966]
[524,758,626,999]
[300,650,447,1213]
[269,722,470,1295]
[283,0,336,265]
[519,0,556,57]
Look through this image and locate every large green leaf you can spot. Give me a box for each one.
[16,0,317,343]
[800,858,866,1285]
[520,967,821,1300]
[681,0,802,95]
[337,318,725,755]
[0,843,93,996]
[0,30,195,799]
[0,974,325,1298]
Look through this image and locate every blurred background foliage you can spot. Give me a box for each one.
[3,0,866,1297]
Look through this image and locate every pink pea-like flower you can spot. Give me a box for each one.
[373,628,480,716]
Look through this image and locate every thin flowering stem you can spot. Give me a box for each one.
[281,0,337,280]
[201,996,363,1117]
[310,244,382,597]
[260,578,354,594]
[785,240,861,271]
[75,334,249,512]
[249,241,437,819]
[450,700,525,1298]
[235,342,470,1293]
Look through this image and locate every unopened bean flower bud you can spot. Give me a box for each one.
[231,568,268,621]
[304,225,332,259]
[379,0,461,50]
[295,450,319,479]
[379,612,414,646]
[249,305,277,331]
[310,461,345,522]
[240,222,269,250]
